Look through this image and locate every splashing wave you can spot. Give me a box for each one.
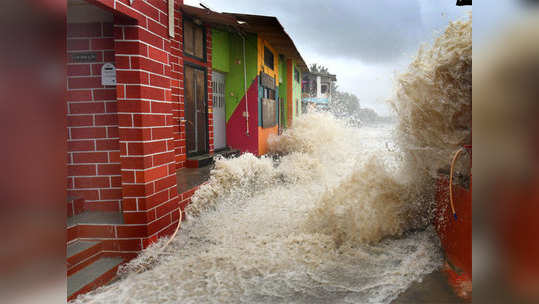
[72,14,472,304]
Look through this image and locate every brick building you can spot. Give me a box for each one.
[66,0,307,299]
[66,0,210,299]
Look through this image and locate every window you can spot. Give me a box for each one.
[264,47,274,70]
[183,19,205,60]
[321,84,328,94]
[260,71,276,128]
[294,68,300,83]
[262,97,277,128]
[263,87,275,100]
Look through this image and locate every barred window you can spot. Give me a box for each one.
[264,47,274,70]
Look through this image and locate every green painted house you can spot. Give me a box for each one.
[183,6,308,155]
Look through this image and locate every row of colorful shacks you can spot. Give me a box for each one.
[65,1,309,299]
[182,6,308,156]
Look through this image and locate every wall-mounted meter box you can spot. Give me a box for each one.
[101,63,116,86]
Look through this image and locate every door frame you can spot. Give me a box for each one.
[184,61,209,157]
[211,70,227,152]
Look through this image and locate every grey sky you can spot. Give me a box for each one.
[185,0,471,115]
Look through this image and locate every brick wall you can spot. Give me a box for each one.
[207,28,214,153]
[67,21,122,212]
[111,0,180,247]
[63,0,184,249]
[170,6,185,168]
[66,0,216,250]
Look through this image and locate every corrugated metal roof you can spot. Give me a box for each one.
[305,71,337,81]
[224,13,309,72]
[180,5,308,72]
[180,5,239,30]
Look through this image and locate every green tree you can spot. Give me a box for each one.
[330,90,360,117]
[309,63,329,74]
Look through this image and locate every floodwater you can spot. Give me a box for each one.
[73,14,471,304]
[392,271,464,303]
[73,115,444,304]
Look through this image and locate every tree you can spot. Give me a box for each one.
[356,107,378,122]
[309,63,329,74]
[330,90,360,117]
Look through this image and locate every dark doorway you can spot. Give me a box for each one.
[277,97,283,134]
[184,65,208,156]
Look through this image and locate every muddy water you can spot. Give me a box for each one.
[73,116,443,304]
[73,14,472,304]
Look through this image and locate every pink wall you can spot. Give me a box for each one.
[226,77,259,154]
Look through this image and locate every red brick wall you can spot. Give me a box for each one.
[170,5,185,168]
[110,1,180,247]
[67,21,122,212]
[63,0,184,249]
[65,0,215,250]
[207,28,214,153]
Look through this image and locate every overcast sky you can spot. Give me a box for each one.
[184,0,471,115]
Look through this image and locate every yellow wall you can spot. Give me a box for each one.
[257,38,279,155]
[257,38,279,86]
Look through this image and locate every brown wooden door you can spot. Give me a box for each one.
[184,65,207,155]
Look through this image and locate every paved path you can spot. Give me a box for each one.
[392,271,467,304]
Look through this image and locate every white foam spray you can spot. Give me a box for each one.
[71,15,472,304]
[71,115,441,304]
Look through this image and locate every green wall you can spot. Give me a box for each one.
[225,32,258,122]
[292,60,302,119]
[278,55,287,128]
[212,29,230,73]
[278,55,285,85]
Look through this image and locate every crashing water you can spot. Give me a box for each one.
[72,14,472,304]
[72,114,442,304]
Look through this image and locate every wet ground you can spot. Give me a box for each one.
[175,165,463,304]
[101,270,463,304]
[175,166,464,303]
[76,121,465,303]
[176,166,212,193]
[392,271,465,304]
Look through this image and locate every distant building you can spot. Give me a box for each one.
[301,71,337,111]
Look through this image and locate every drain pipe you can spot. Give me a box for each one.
[240,33,250,136]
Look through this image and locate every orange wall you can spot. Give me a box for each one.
[258,125,278,155]
[257,38,279,155]
[286,59,293,127]
[435,176,472,277]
